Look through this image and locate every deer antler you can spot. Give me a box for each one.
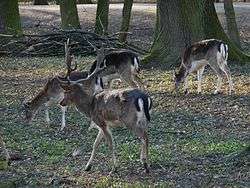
[82,35,99,52]
[65,38,77,78]
[66,44,106,84]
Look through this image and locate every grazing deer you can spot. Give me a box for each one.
[23,39,104,131]
[174,39,233,95]
[58,46,152,173]
[89,49,144,89]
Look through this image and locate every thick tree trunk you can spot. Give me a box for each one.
[77,0,92,4]
[95,0,109,35]
[146,0,249,64]
[33,0,48,5]
[119,0,133,43]
[224,0,241,48]
[202,0,249,62]
[59,0,81,30]
[146,0,204,64]
[0,0,22,35]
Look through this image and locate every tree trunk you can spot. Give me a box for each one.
[59,0,81,30]
[0,0,22,35]
[202,0,249,62]
[119,0,133,43]
[33,0,48,5]
[146,0,249,64]
[77,0,92,4]
[224,0,241,48]
[146,0,204,64]
[95,0,109,35]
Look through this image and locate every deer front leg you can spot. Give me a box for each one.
[214,75,223,94]
[222,64,234,95]
[85,129,104,171]
[60,106,67,131]
[45,103,50,124]
[88,121,98,131]
[183,76,189,95]
[197,66,205,94]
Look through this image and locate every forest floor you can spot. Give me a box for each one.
[0,3,250,188]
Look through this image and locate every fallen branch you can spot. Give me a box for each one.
[0,30,146,57]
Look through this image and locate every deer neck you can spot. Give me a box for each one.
[74,88,95,118]
[29,90,50,112]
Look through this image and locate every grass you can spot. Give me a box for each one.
[0,56,249,187]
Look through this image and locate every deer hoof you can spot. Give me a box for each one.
[85,164,92,171]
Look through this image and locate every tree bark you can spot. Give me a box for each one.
[146,0,249,64]
[59,0,81,30]
[33,0,49,5]
[119,0,133,43]
[146,0,204,64]
[202,0,249,62]
[77,0,92,4]
[224,0,241,48]
[95,0,109,35]
[0,0,22,35]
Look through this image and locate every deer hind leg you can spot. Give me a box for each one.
[221,64,233,95]
[102,126,117,173]
[85,128,104,171]
[197,66,205,94]
[45,103,50,124]
[60,106,67,131]
[133,126,149,173]
[210,62,224,94]
[214,70,224,94]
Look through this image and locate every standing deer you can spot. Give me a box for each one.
[89,49,144,89]
[174,39,233,95]
[58,46,152,173]
[23,39,104,130]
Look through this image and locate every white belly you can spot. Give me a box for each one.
[189,60,208,73]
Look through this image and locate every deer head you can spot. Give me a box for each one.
[57,41,106,104]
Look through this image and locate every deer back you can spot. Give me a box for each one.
[89,49,140,77]
[91,88,151,127]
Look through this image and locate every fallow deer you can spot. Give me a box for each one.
[58,46,152,173]
[89,49,144,89]
[174,39,233,95]
[23,39,104,130]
